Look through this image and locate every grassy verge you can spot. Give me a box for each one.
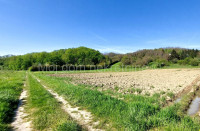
[26,73,81,131]
[177,85,200,116]
[32,62,200,75]
[34,72,200,130]
[0,71,25,130]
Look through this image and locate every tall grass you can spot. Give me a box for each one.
[34,73,200,130]
[26,74,81,130]
[0,71,25,130]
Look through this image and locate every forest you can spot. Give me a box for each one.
[120,48,200,67]
[0,47,111,70]
[0,47,200,71]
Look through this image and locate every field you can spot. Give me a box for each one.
[1,67,200,131]
[51,69,200,95]
[34,67,200,130]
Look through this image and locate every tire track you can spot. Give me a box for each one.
[33,75,103,131]
[11,75,32,131]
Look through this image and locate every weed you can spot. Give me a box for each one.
[114,86,119,91]
[167,92,175,99]
[150,86,155,89]
[136,88,142,94]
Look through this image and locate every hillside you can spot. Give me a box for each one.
[120,48,200,67]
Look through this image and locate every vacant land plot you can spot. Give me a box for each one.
[51,69,200,95]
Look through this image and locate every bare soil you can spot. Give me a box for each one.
[52,69,200,95]
[11,89,32,131]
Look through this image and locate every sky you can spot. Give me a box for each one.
[0,0,200,56]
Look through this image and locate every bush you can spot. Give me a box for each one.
[157,59,169,67]
[171,58,179,64]
[178,57,191,65]
[190,58,199,66]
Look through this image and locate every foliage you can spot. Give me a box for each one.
[104,52,123,64]
[121,55,132,65]
[120,48,200,67]
[168,49,180,61]
[190,58,199,66]
[2,47,110,70]
[2,47,200,70]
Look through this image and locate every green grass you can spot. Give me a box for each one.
[34,72,200,130]
[0,71,25,130]
[177,85,200,116]
[26,73,81,131]
[32,62,200,75]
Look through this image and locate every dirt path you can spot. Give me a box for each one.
[33,76,103,131]
[11,85,32,131]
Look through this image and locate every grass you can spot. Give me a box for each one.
[26,73,81,130]
[177,85,200,116]
[34,72,200,130]
[0,71,25,130]
[32,62,200,75]
[167,92,175,99]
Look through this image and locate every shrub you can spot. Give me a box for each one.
[171,58,179,64]
[178,57,194,65]
[190,58,199,66]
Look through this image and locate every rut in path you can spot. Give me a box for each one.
[11,76,32,131]
[33,75,103,131]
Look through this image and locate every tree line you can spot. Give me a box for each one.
[1,47,200,71]
[120,48,200,67]
[0,47,111,70]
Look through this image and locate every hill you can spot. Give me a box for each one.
[120,48,200,67]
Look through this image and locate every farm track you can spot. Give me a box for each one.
[32,74,103,131]
[11,75,32,131]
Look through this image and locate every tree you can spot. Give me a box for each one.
[62,47,105,65]
[168,49,180,61]
[121,55,132,65]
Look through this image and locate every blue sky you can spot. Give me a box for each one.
[0,0,200,55]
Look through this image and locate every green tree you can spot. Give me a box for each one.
[168,49,180,61]
[121,55,132,65]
